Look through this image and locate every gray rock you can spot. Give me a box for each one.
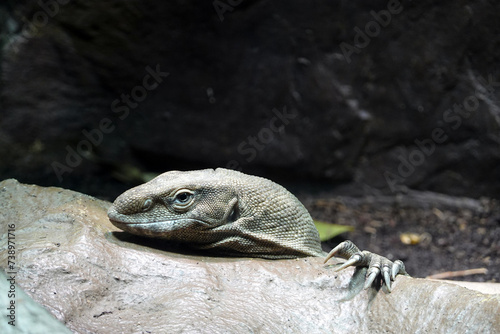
[0,272,71,334]
[0,179,499,333]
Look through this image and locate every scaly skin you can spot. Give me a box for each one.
[108,168,407,291]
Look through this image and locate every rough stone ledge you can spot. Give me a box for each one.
[0,179,499,334]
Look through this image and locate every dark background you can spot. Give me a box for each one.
[1,0,499,281]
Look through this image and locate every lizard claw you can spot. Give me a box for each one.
[392,260,406,280]
[324,240,408,292]
[364,267,379,290]
[323,240,362,264]
[333,253,365,272]
[382,265,392,290]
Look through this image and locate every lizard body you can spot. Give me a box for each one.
[108,168,406,290]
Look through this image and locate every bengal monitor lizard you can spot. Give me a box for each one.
[108,168,407,291]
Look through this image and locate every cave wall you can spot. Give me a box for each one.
[1,0,499,197]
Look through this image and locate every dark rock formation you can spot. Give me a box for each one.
[0,0,499,198]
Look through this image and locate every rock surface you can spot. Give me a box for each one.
[0,272,72,334]
[0,179,499,333]
[1,0,500,198]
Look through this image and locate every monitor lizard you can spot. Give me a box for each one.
[108,168,407,291]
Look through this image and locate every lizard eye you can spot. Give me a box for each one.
[172,189,194,211]
[175,192,191,202]
[142,198,153,212]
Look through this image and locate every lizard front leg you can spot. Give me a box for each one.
[324,240,408,292]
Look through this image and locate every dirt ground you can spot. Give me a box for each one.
[301,191,500,283]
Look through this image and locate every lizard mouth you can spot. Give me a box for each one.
[107,207,212,232]
[107,207,155,226]
[109,217,212,241]
[107,208,133,225]
[108,217,126,226]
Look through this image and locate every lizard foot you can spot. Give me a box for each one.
[324,240,407,292]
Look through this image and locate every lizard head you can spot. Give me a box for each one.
[108,168,323,258]
[107,169,240,242]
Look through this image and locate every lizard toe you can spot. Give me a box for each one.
[324,240,361,264]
